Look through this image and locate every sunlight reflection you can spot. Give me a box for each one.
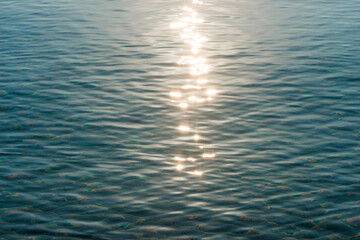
[176,165,184,171]
[206,89,217,96]
[203,153,215,159]
[178,56,207,66]
[182,84,202,90]
[196,78,208,84]
[170,91,182,99]
[170,1,216,176]
[178,124,190,132]
[170,22,187,29]
[193,0,203,4]
[188,95,198,103]
[196,98,206,103]
[193,134,200,141]
[179,102,189,109]
[190,170,203,176]
[190,63,210,76]
[177,56,194,65]
[185,34,208,44]
[174,156,186,161]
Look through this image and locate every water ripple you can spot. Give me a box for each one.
[1,0,360,239]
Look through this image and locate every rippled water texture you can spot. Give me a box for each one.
[1,0,360,239]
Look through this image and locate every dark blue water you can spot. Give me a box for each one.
[1,0,360,239]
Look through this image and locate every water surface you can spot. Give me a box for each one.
[1,0,360,239]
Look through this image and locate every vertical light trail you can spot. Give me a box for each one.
[170,0,217,176]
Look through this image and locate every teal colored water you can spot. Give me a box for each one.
[1,0,360,239]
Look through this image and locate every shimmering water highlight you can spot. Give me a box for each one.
[1,0,360,239]
[170,1,217,177]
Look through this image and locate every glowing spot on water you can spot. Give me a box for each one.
[183,27,195,35]
[196,98,206,103]
[178,125,190,132]
[196,78,208,84]
[179,102,189,109]
[178,57,207,71]
[186,32,208,42]
[183,6,193,12]
[178,56,194,65]
[191,170,203,176]
[182,16,203,24]
[176,165,184,171]
[193,134,200,141]
[170,1,217,176]
[193,0,203,4]
[170,22,187,29]
[206,89,217,97]
[182,84,202,90]
[194,57,206,64]
[188,95,198,103]
[170,91,182,99]
[174,156,186,161]
[203,153,216,159]
[190,64,210,76]
[182,85,192,89]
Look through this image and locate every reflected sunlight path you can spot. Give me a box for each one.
[170,0,217,176]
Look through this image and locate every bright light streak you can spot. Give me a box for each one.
[178,57,206,66]
[183,6,193,12]
[193,0,203,4]
[170,91,182,98]
[190,64,210,75]
[196,78,208,84]
[170,1,217,177]
[178,56,194,65]
[185,35,208,44]
[179,102,189,109]
[206,89,217,96]
[203,153,216,158]
[170,22,187,29]
[196,98,206,103]
[182,84,202,90]
[174,156,186,161]
[188,95,198,102]
[193,134,200,141]
[176,165,184,171]
[178,125,190,132]
[191,170,203,176]
[182,16,203,24]
[192,48,199,54]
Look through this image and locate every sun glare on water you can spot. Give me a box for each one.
[178,125,191,132]
[170,0,217,177]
